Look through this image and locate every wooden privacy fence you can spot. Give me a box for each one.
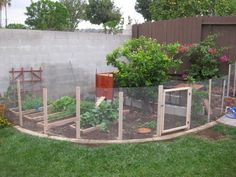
[132,16,236,73]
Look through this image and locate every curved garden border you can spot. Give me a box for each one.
[14,121,217,145]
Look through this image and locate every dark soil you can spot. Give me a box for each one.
[196,128,226,140]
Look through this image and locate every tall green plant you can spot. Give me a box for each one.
[106,36,181,87]
[25,0,70,30]
[178,35,230,82]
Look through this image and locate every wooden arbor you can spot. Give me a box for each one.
[9,67,43,103]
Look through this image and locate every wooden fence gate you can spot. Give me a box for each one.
[158,87,192,136]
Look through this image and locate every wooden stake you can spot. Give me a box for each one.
[208,79,212,123]
[76,87,81,139]
[118,92,123,140]
[227,64,231,97]
[221,79,226,114]
[156,85,163,137]
[17,80,23,126]
[186,88,192,130]
[233,62,236,97]
[43,88,48,134]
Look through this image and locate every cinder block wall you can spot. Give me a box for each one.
[0,29,130,98]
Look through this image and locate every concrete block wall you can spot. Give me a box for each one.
[0,29,130,98]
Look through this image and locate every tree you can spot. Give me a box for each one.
[106,37,180,87]
[85,0,121,33]
[6,23,27,29]
[106,37,181,112]
[135,0,236,21]
[60,0,86,30]
[25,0,70,31]
[135,0,153,21]
[0,0,11,28]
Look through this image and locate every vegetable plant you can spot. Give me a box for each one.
[22,95,42,110]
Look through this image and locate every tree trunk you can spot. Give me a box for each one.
[5,4,7,27]
[0,7,2,28]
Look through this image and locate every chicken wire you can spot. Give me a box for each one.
[122,87,158,139]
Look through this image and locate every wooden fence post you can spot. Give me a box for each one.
[156,85,163,137]
[43,88,48,134]
[118,92,123,140]
[17,80,23,127]
[186,88,192,130]
[233,62,236,97]
[221,79,226,114]
[208,79,212,123]
[76,87,81,139]
[227,64,231,97]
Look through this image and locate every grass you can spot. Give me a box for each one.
[0,124,236,177]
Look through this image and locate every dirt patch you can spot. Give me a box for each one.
[196,128,225,140]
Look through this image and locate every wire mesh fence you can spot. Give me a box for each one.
[4,63,236,141]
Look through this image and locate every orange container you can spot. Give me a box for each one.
[96,73,114,100]
[0,104,6,117]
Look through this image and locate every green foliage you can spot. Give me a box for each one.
[191,89,208,118]
[2,126,236,176]
[6,23,27,29]
[51,96,75,112]
[25,0,70,30]
[180,35,230,81]
[103,17,124,34]
[86,0,121,33]
[138,120,156,129]
[136,0,236,21]
[106,36,181,87]
[135,0,153,21]
[81,100,118,128]
[60,0,86,30]
[48,99,95,121]
[0,116,11,128]
[213,124,236,139]
[22,95,42,110]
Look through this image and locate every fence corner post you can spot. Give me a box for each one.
[76,87,81,139]
[118,91,123,140]
[156,85,163,137]
[208,79,212,123]
[17,80,23,127]
[43,88,48,134]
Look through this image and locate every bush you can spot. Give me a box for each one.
[6,23,27,29]
[0,116,11,128]
[106,36,181,87]
[179,35,230,82]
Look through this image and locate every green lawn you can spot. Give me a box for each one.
[1,124,236,177]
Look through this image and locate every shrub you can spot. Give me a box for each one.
[179,35,230,82]
[106,36,181,87]
[0,116,11,128]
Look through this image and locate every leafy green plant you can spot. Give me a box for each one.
[138,120,156,129]
[49,99,95,121]
[179,35,230,82]
[51,96,75,112]
[81,100,118,129]
[0,116,11,128]
[106,36,181,87]
[22,95,42,110]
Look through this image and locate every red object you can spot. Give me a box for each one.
[96,73,114,100]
